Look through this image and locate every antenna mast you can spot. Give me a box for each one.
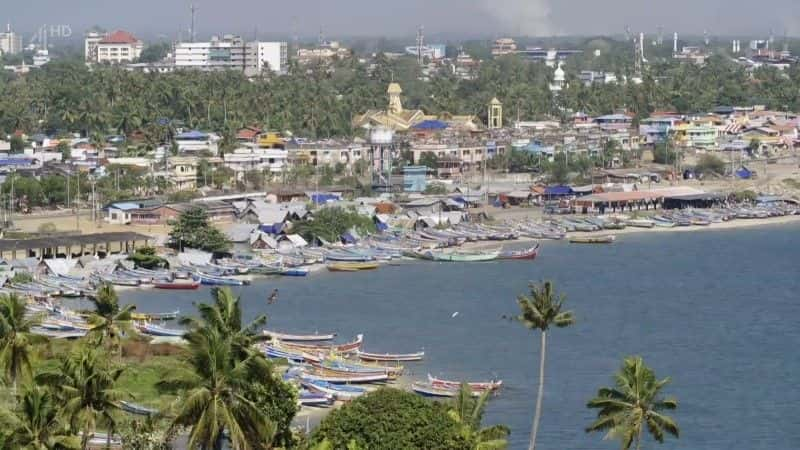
[190,4,197,42]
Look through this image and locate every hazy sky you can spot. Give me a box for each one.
[3,0,798,39]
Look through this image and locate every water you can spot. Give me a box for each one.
[121,223,800,449]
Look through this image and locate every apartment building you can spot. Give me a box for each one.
[174,35,287,75]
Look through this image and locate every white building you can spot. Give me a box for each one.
[0,26,22,55]
[549,63,566,93]
[224,145,288,179]
[32,49,51,67]
[175,130,221,155]
[174,35,287,75]
[95,31,143,64]
[85,31,105,62]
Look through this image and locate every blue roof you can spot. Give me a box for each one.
[0,158,36,166]
[176,130,209,140]
[545,185,574,196]
[110,202,140,211]
[413,120,449,130]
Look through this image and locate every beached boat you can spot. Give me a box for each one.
[131,310,180,321]
[356,350,425,362]
[280,268,309,277]
[120,401,158,416]
[192,273,249,286]
[428,374,503,392]
[302,379,366,401]
[498,244,540,260]
[327,262,380,272]
[282,334,364,353]
[153,280,200,290]
[264,330,336,342]
[298,390,334,406]
[569,235,616,244]
[264,345,308,363]
[136,323,184,337]
[300,371,389,384]
[626,219,655,228]
[411,382,469,398]
[424,250,499,262]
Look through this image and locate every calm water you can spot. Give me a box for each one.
[121,223,800,449]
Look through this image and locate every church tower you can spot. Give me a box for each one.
[488,97,503,129]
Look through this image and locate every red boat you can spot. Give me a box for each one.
[282,334,364,354]
[498,243,540,260]
[153,280,201,290]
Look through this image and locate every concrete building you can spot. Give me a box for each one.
[491,38,517,56]
[0,26,22,55]
[174,130,220,156]
[32,49,51,67]
[84,31,105,62]
[224,145,288,179]
[404,44,446,60]
[174,35,287,75]
[94,31,143,64]
[167,156,198,191]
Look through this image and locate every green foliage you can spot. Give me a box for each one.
[0,293,46,387]
[138,43,171,64]
[419,152,439,170]
[450,384,509,449]
[733,190,758,203]
[56,140,71,161]
[87,283,136,354]
[166,190,200,202]
[9,272,33,284]
[293,206,376,243]
[586,356,679,450]
[127,247,169,269]
[653,143,680,165]
[312,388,471,449]
[9,136,24,154]
[695,154,726,176]
[424,182,448,195]
[168,207,231,253]
[36,222,58,234]
[0,385,81,449]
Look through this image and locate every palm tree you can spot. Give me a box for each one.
[180,287,267,359]
[36,348,127,449]
[87,283,136,354]
[449,383,509,450]
[586,356,679,450]
[157,327,276,449]
[511,281,575,450]
[0,385,81,449]
[0,293,47,392]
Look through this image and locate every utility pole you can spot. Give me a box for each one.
[8,169,14,226]
[190,4,197,43]
[75,172,80,231]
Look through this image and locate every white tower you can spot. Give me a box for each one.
[673,32,678,53]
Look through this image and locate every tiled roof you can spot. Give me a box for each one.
[99,30,139,45]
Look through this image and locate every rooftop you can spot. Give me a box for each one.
[99,30,140,45]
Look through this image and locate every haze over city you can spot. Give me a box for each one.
[3,0,800,37]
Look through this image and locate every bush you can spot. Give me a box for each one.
[733,190,758,203]
[424,182,448,195]
[311,388,470,449]
[293,206,376,243]
[695,154,726,175]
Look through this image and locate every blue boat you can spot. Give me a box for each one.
[192,273,248,286]
[298,389,333,407]
[136,323,184,337]
[280,268,309,277]
[302,379,365,401]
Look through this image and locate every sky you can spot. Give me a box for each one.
[2,0,798,40]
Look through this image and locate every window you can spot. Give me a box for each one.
[111,213,118,220]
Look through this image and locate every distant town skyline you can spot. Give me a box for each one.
[2,0,798,40]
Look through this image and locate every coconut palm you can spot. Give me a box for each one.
[36,348,127,449]
[511,281,575,450]
[180,287,267,359]
[450,383,509,450]
[586,356,679,450]
[0,293,47,391]
[87,283,136,354]
[0,384,81,449]
[157,327,276,449]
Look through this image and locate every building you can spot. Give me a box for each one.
[404,44,446,60]
[488,98,503,129]
[94,30,143,64]
[0,26,22,55]
[353,83,426,131]
[579,70,617,86]
[518,48,583,66]
[491,38,517,56]
[672,123,717,149]
[549,63,566,93]
[224,145,288,179]
[167,156,198,191]
[296,41,350,65]
[32,49,51,67]
[174,35,287,75]
[174,130,220,155]
[84,31,105,62]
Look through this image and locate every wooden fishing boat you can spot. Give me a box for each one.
[498,243,540,260]
[298,390,334,406]
[280,268,309,277]
[569,235,615,244]
[427,374,503,391]
[313,359,403,377]
[131,310,180,321]
[153,280,200,290]
[411,382,469,398]
[424,250,500,262]
[300,371,389,384]
[626,218,655,228]
[357,350,425,362]
[282,334,363,353]
[264,330,336,342]
[120,401,158,416]
[135,323,184,337]
[327,262,380,272]
[302,379,365,401]
[192,273,249,286]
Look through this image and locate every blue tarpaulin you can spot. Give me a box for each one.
[735,167,752,179]
[310,193,341,204]
[258,223,284,235]
[545,185,573,196]
[175,130,208,140]
[412,120,449,130]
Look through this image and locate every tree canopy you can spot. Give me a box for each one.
[168,207,231,253]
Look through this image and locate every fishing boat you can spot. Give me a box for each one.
[302,379,366,401]
[313,359,402,377]
[282,334,364,353]
[423,250,499,262]
[625,218,655,228]
[498,244,540,260]
[153,280,200,290]
[411,382,468,398]
[280,268,309,277]
[327,262,380,272]
[263,345,308,363]
[300,371,389,384]
[428,374,503,392]
[356,350,425,362]
[131,310,180,321]
[135,322,184,337]
[120,401,158,416]
[569,235,616,244]
[298,390,334,407]
[264,330,336,342]
[192,273,249,286]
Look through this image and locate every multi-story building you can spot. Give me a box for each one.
[174,130,221,156]
[167,156,198,191]
[296,41,351,65]
[0,26,22,55]
[32,49,51,67]
[224,145,288,179]
[174,35,287,75]
[94,31,143,64]
[84,31,105,62]
[285,141,369,170]
[491,38,517,56]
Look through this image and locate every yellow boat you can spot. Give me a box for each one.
[327,262,381,272]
